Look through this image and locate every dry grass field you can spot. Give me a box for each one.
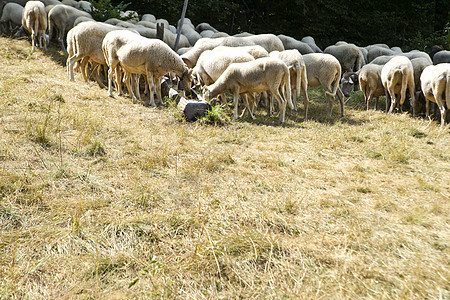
[0,36,449,299]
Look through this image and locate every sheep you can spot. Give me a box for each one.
[78,1,91,12]
[195,22,218,33]
[340,71,360,97]
[270,49,309,119]
[204,57,292,124]
[179,23,202,46]
[181,34,283,68]
[104,18,121,25]
[193,45,268,87]
[381,56,416,114]
[120,10,139,22]
[102,30,192,107]
[47,4,92,51]
[0,0,27,14]
[401,51,432,64]
[277,34,314,55]
[61,0,77,7]
[73,15,92,27]
[21,1,47,51]
[410,57,432,114]
[199,29,214,38]
[357,64,385,110]
[177,46,191,56]
[211,31,229,38]
[137,20,157,29]
[420,63,450,127]
[66,21,125,87]
[302,53,345,117]
[324,43,363,73]
[391,46,403,53]
[370,55,394,65]
[0,2,23,35]
[301,36,322,53]
[41,0,62,6]
[433,50,450,65]
[141,13,156,23]
[233,32,253,37]
[366,45,395,63]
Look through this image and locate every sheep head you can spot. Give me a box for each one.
[340,71,359,97]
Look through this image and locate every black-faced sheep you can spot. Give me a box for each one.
[381,56,416,114]
[302,53,345,117]
[204,57,292,124]
[21,1,47,51]
[420,63,450,127]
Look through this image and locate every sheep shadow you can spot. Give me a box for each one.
[44,45,68,67]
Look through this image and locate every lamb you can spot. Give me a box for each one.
[420,63,450,127]
[302,53,345,117]
[21,1,47,51]
[47,4,92,51]
[204,57,292,124]
[433,50,450,65]
[0,2,23,35]
[270,49,309,119]
[102,30,192,107]
[324,43,363,73]
[381,56,416,114]
[277,34,314,55]
[358,64,385,110]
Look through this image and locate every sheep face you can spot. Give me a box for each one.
[340,73,358,97]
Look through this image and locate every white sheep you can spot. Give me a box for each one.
[195,22,218,33]
[433,50,450,65]
[0,2,23,35]
[324,43,363,73]
[78,1,91,12]
[21,1,47,51]
[141,13,156,23]
[301,36,322,53]
[381,56,416,114]
[270,49,309,119]
[420,63,450,127]
[181,34,284,68]
[47,4,92,51]
[204,57,292,124]
[358,64,385,110]
[302,53,345,117]
[102,30,192,106]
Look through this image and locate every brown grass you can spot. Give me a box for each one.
[0,36,449,299]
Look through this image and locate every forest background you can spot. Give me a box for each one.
[108,0,449,50]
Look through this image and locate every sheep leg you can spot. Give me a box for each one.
[155,76,163,105]
[107,63,118,97]
[67,54,80,81]
[272,88,287,124]
[301,68,309,120]
[123,72,136,100]
[336,88,345,117]
[408,76,416,117]
[133,74,141,100]
[433,87,446,127]
[232,92,240,121]
[146,72,156,107]
[387,87,396,114]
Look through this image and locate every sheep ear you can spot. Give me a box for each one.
[349,77,354,85]
[182,57,193,68]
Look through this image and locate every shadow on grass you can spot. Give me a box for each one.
[44,44,67,67]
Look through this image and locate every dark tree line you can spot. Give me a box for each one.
[113,0,449,50]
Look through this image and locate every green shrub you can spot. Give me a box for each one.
[88,0,132,22]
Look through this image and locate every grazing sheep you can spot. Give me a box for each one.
[358,64,385,110]
[204,57,292,123]
[303,53,345,117]
[381,56,416,114]
[370,55,394,65]
[193,45,268,87]
[401,51,432,64]
[420,63,450,127]
[391,46,403,53]
[324,43,363,73]
[366,46,395,63]
[102,30,192,106]
[433,50,450,65]
[0,2,23,35]
[0,0,27,14]
[270,49,309,119]
[179,23,202,46]
[277,34,314,55]
[211,31,229,38]
[340,71,360,97]
[181,34,283,68]
[61,0,77,7]
[67,21,129,87]
[21,1,47,51]
[78,1,91,12]
[195,22,218,33]
[199,29,214,38]
[47,4,92,51]
[301,36,322,53]
[410,57,432,114]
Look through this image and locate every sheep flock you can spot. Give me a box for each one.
[1,0,449,126]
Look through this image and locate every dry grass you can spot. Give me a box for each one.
[0,36,449,299]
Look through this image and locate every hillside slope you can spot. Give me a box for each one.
[0,37,449,299]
